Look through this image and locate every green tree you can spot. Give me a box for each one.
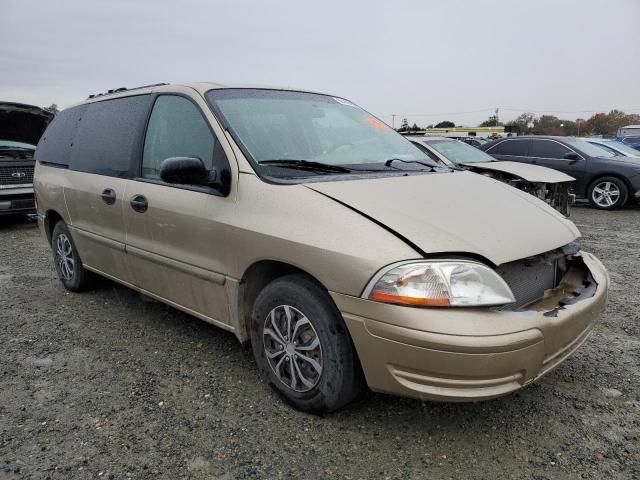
[531,115,562,135]
[434,120,455,128]
[585,110,640,136]
[397,117,410,132]
[479,115,503,127]
[505,112,535,135]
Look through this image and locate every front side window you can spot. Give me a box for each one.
[205,89,440,178]
[426,139,495,164]
[529,140,571,159]
[142,96,223,179]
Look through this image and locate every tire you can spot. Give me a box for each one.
[51,221,94,292]
[249,274,363,413]
[588,176,628,210]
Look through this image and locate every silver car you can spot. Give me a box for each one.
[408,136,575,215]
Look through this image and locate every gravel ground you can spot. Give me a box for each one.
[1,206,639,480]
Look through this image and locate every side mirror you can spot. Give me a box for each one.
[563,152,581,163]
[159,156,215,186]
[564,152,582,161]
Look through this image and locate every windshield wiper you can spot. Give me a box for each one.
[384,158,438,171]
[259,159,352,174]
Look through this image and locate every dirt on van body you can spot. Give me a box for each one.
[1,206,639,480]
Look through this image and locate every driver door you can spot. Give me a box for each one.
[124,93,235,327]
[528,139,587,188]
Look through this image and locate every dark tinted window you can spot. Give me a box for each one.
[69,95,151,177]
[35,105,88,166]
[529,139,571,159]
[494,139,528,156]
[498,140,529,157]
[142,95,225,179]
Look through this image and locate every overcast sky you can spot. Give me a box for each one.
[2,0,639,127]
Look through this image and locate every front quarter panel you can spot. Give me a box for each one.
[230,173,419,296]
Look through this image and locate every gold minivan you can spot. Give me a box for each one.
[34,83,609,412]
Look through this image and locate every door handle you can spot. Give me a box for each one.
[130,194,148,213]
[101,188,117,205]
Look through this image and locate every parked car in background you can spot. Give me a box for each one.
[617,135,640,152]
[408,136,574,215]
[582,137,640,158]
[617,125,640,138]
[459,137,488,148]
[480,136,640,210]
[0,102,54,215]
[34,83,608,412]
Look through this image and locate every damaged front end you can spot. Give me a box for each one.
[467,166,574,216]
[496,243,599,314]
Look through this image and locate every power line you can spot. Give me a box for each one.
[384,106,640,118]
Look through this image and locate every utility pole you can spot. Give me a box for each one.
[391,114,397,129]
[495,108,499,125]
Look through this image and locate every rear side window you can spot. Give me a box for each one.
[529,140,571,159]
[35,105,88,166]
[494,139,529,156]
[69,95,151,177]
[142,95,225,179]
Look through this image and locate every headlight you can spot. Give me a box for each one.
[365,260,515,307]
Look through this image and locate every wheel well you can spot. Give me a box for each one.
[586,173,632,194]
[237,261,327,343]
[44,210,64,245]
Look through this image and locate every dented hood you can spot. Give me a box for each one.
[464,160,574,183]
[305,171,580,266]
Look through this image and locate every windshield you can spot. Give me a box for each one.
[564,137,615,158]
[0,140,36,150]
[205,89,439,175]
[597,140,640,157]
[425,139,495,164]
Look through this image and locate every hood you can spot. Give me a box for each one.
[463,160,574,183]
[0,102,55,146]
[305,171,580,266]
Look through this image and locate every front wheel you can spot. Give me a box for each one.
[588,177,628,210]
[51,221,94,291]
[250,274,363,413]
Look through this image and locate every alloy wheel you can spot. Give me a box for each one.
[55,233,74,280]
[592,181,621,207]
[262,305,323,393]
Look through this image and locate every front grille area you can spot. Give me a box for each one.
[496,253,563,310]
[0,165,35,186]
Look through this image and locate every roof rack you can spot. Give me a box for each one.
[87,83,169,99]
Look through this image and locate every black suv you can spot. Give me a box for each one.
[480,136,640,210]
[0,102,54,215]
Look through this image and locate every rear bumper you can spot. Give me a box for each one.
[331,251,608,402]
[0,186,35,215]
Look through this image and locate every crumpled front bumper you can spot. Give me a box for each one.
[331,251,608,402]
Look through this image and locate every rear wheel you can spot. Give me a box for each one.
[588,177,627,210]
[51,221,94,291]
[250,274,363,413]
